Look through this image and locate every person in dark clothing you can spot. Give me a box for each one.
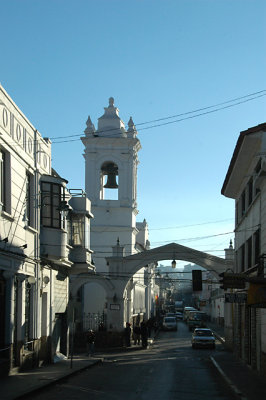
[133,324,141,345]
[140,321,148,348]
[124,322,131,347]
[147,318,154,337]
[154,319,159,333]
[86,329,95,356]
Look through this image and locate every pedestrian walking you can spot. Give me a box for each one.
[133,324,141,345]
[140,320,148,348]
[124,322,131,347]
[147,318,154,337]
[86,329,95,356]
[154,319,159,333]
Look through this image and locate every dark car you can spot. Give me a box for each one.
[175,312,183,320]
[191,328,216,349]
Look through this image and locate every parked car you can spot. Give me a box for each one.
[162,316,178,331]
[165,312,176,318]
[175,312,183,320]
[191,328,216,349]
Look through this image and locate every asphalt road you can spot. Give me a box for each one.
[25,321,236,400]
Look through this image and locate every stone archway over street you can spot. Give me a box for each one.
[108,242,233,279]
[104,242,233,330]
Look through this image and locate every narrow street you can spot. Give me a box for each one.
[25,322,235,400]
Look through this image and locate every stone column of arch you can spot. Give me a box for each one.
[69,273,125,332]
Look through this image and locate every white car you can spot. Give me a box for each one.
[191,328,216,349]
[162,316,177,331]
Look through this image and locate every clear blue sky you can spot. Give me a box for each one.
[1,0,266,266]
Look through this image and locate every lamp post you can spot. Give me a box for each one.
[57,200,71,229]
[57,200,70,217]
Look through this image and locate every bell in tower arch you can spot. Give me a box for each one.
[104,170,118,189]
[102,162,119,189]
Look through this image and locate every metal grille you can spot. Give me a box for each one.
[82,312,106,331]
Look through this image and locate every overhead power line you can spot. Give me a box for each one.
[86,217,233,235]
[148,218,233,231]
[134,90,266,127]
[36,223,259,252]
[49,90,266,143]
[1,90,265,149]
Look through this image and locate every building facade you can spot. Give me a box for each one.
[222,122,266,375]
[0,84,51,373]
[0,85,94,375]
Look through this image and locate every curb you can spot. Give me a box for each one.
[94,334,156,353]
[210,356,248,400]
[213,332,226,345]
[206,325,225,345]
[9,336,158,399]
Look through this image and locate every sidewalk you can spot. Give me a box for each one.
[0,354,103,400]
[0,339,153,400]
[208,322,266,400]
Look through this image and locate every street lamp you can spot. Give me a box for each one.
[57,200,70,217]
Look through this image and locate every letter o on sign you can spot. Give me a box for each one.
[2,108,8,127]
[28,137,33,154]
[16,124,22,141]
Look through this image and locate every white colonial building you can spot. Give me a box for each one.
[0,85,94,375]
[222,122,266,376]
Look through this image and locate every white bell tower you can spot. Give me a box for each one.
[81,98,141,272]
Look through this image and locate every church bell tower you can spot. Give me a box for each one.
[81,98,141,271]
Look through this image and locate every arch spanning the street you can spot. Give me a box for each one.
[69,242,233,332]
[107,242,233,280]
